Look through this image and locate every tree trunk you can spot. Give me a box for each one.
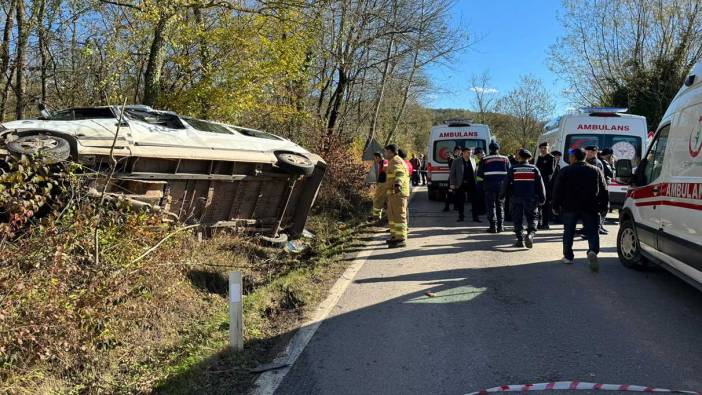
[324,66,348,151]
[386,47,419,146]
[193,7,211,118]
[143,13,173,107]
[37,0,48,102]
[365,33,394,150]
[15,0,26,119]
[0,0,16,122]
[0,64,15,122]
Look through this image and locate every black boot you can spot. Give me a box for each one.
[388,239,407,248]
[487,223,497,233]
[496,223,504,233]
[514,238,525,248]
[525,232,534,249]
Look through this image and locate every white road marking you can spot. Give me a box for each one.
[249,235,380,395]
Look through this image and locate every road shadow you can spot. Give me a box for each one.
[273,256,702,394]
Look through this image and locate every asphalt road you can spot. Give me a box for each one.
[276,186,702,395]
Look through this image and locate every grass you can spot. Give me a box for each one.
[151,212,369,394]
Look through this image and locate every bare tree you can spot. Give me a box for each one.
[384,0,468,145]
[498,75,554,148]
[549,0,702,127]
[469,70,497,124]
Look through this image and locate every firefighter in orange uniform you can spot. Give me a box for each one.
[384,144,410,248]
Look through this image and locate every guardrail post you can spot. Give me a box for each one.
[229,271,243,351]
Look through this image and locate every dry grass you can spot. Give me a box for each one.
[0,151,371,393]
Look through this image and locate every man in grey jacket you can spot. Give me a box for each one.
[449,147,479,222]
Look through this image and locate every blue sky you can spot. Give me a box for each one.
[424,0,571,115]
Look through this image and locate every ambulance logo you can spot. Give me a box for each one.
[690,116,702,158]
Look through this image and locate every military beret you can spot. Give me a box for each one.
[518,149,532,159]
[584,145,599,151]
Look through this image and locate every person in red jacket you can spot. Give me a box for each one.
[398,149,413,175]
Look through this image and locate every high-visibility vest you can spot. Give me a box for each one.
[387,156,410,197]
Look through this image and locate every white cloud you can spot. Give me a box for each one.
[470,87,499,94]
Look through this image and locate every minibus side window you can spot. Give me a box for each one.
[643,125,670,185]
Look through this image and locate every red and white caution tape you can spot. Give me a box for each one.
[466,381,701,395]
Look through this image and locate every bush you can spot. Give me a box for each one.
[0,157,208,392]
[314,144,371,220]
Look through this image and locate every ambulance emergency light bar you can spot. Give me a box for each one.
[580,107,628,114]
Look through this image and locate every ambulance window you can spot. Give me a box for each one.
[433,139,486,163]
[563,134,599,161]
[643,125,669,184]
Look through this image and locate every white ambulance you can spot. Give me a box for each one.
[615,62,702,289]
[426,120,493,200]
[539,108,649,208]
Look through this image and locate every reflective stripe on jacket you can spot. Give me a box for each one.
[500,163,546,204]
[477,154,511,192]
[387,155,410,197]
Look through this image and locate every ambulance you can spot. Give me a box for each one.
[538,108,649,208]
[614,62,702,288]
[426,120,493,200]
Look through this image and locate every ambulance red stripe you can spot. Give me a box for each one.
[634,200,702,211]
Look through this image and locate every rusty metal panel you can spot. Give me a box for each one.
[255,179,288,220]
[178,160,211,174]
[202,181,237,224]
[131,157,178,173]
[234,180,262,220]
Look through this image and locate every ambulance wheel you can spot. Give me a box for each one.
[617,218,647,269]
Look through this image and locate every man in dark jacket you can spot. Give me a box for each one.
[585,145,610,235]
[473,147,486,220]
[449,147,479,222]
[552,147,609,271]
[535,142,557,230]
[500,149,545,248]
[443,146,463,211]
[550,150,563,175]
[598,148,614,183]
[477,142,511,233]
[585,146,604,172]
